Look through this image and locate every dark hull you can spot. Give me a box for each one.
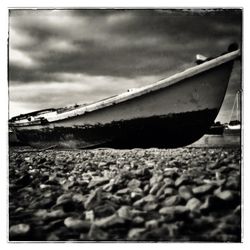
[15,108,217,149]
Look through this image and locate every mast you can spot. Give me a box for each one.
[229,90,241,123]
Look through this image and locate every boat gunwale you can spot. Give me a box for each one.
[10,49,240,126]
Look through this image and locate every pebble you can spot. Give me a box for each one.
[215,190,239,203]
[162,195,183,206]
[94,214,124,228]
[178,185,193,200]
[64,217,90,231]
[117,206,132,220]
[143,203,158,211]
[175,176,190,187]
[84,188,102,210]
[94,204,116,218]
[88,177,109,189]
[127,179,141,189]
[128,228,146,240]
[9,223,30,237]
[192,184,215,195]
[186,198,202,211]
[9,147,241,241]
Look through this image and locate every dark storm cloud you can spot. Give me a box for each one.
[9,9,242,83]
[9,9,242,122]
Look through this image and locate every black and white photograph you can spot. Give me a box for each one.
[7,7,242,242]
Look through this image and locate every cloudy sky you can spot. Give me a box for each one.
[9,9,242,123]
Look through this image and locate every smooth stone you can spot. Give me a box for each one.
[164,187,176,196]
[131,191,143,201]
[84,188,102,210]
[149,183,160,195]
[94,204,116,218]
[163,178,175,186]
[175,176,189,187]
[159,205,188,216]
[143,203,158,211]
[162,195,183,206]
[215,190,237,202]
[116,188,129,195]
[88,177,109,189]
[192,184,215,195]
[143,184,150,193]
[145,219,159,229]
[117,206,132,220]
[133,216,145,225]
[133,198,145,209]
[72,193,88,203]
[128,228,146,240]
[94,214,124,228]
[64,217,90,231]
[9,224,30,237]
[143,194,156,203]
[127,179,141,189]
[46,209,65,219]
[149,175,163,186]
[56,193,72,205]
[186,197,202,211]
[85,210,95,222]
[178,185,193,200]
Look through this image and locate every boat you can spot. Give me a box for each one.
[225,90,241,134]
[206,122,224,135]
[9,46,241,149]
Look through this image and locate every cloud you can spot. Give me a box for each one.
[8,9,242,121]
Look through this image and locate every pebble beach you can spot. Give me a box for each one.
[9,146,241,242]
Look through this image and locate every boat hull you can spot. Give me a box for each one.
[12,60,234,149]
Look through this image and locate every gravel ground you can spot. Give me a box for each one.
[9,147,241,242]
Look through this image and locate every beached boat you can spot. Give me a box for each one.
[9,47,240,149]
[224,90,241,135]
